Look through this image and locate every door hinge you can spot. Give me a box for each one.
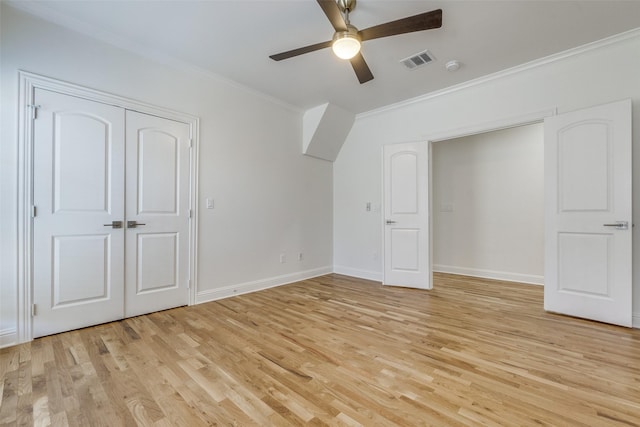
[187,279,191,290]
[27,104,41,120]
[32,205,37,218]
[189,138,193,148]
[189,209,193,218]
[32,304,37,317]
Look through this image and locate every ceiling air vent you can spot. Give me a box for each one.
[401,50,436,70]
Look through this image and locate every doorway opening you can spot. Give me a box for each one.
[384,102,633,327]
[430,123,544,287]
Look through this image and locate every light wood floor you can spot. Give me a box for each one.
[1,273,640,426]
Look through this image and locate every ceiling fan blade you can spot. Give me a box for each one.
[269,40,333,61]
[317,0,347,32]
[359,9,442,42]
[350,53,374,84]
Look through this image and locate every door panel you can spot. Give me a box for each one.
[125,111,190,317]
[383,142,430,289]
[558,233,611,295]
[544,99,632,327]
[390,228,420,270]
[558,122,610,211]
[138,129,179,214]
[136,233,179,293]
[390,152,418,213]
[53,235,111,305]
[33,89,125,338]
[54,113,112,212]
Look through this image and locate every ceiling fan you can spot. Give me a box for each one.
[269,0,442,84]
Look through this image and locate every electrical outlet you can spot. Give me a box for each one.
[297,252,303,261]
[279,254,286,264]
[206,198,214,209]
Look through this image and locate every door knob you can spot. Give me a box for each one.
[127,221,146,228]
[603,221,628,230]
[103,221,123,229]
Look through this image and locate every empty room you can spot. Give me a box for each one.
[1,1,640,425]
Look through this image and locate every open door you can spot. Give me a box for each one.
[544,99,632,327]
[383,142,430,289]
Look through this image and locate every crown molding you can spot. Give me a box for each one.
[358,26,640,120]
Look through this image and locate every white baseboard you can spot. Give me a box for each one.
[0,328,17,349]
[633,313,640,329]
[433,264,544,285]
[195,266,333,304]
[333,265,382,282]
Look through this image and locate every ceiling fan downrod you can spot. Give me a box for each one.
[337,0,356,22]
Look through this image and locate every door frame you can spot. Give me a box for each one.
[16,70,200,343]
[383,108,556,289]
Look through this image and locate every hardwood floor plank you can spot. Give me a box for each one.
[2,273,640,425]
[0,366,18,424]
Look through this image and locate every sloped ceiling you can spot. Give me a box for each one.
[9,0,640,114]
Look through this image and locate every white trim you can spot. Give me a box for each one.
[195,267,333,304]
[359,27,640,119]
[421,109,554,294]
[17,71,200,344]
[188,115,200,307]
[6,0,301,114]
[19,71,198,123]
[333,265,382,282]
[427,108,557,143]
[17,72,34,344]
[433,265,543,286]
[633,313,640,329]
[0,329,18,349]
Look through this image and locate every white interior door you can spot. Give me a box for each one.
[32,89,125,338]
[544,99,632,327]
[383,142,430,289]
[32,90,193,337]
[124,111,191,317]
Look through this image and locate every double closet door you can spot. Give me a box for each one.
[32,89,192,338]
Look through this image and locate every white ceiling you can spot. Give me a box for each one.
[10,0,640,114]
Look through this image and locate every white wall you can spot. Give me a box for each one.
[334,31,640,326]
[0,5,333,346]
[432,124,544,284]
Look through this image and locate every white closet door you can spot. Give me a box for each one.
[32,89,125,338]
[124,111,191,317]
[32,90,193,338]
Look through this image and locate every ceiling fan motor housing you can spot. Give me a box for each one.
[333,24,361,43]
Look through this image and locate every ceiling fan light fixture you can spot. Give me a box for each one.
[332,27,361,60]
[269,1,444,84]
